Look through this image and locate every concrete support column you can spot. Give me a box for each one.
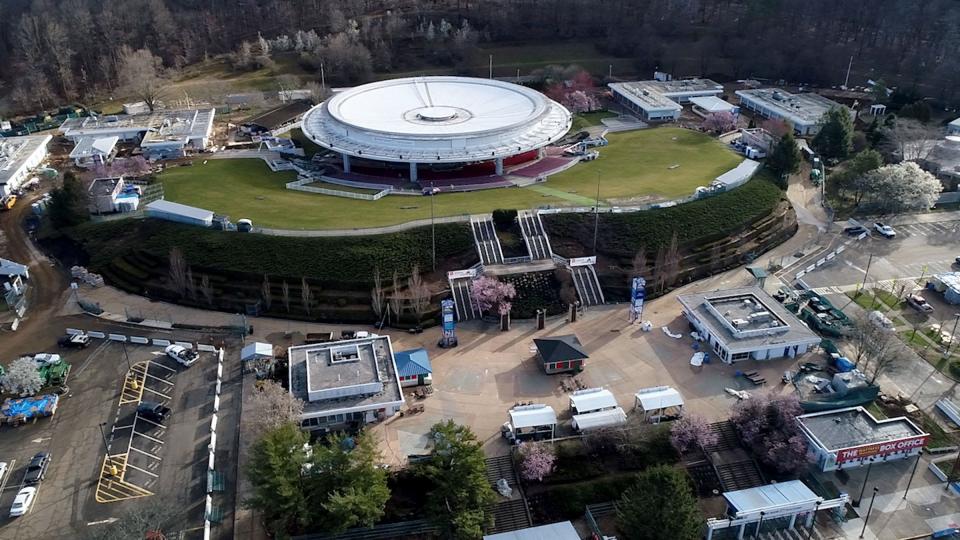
[706,526,714,540]
[342,153,352,173]
[788,513,797,529]
[409,161,418,182]
[805,511,815,527]
[538,147,545,158]
[495,157,504,175]
[737,523,745,540]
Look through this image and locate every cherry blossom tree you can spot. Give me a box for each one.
[761,118,792,138]
[702,111,737,133]
[518,442,556,482]
[470,276,516,316]
[669,415,718,454]
[731,393,810,474]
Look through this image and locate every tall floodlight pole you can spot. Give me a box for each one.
[489,55,493,79]
[320,62,326,90]
[857,252,874,297]
[431,182,437,271]
[843,55,854,89]
[859,487,879,539]
[592,173,601,255]
[944,312,960,358]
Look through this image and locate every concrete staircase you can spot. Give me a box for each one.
[449,274,480,321]
[470,216,504,265]
[517,210,553,260]
[571,264,604,306]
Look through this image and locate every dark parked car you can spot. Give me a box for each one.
[57,333,90,349]
[137,402,171,423]
[844,225,867,236]
[24,453,51,485]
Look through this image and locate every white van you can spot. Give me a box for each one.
[868,310,895,330]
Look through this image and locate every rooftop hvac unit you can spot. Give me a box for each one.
[731,318,749,328]
[772,91,784,101]
[748,311,771,322]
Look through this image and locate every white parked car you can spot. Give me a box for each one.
[868,310,895,330]
[10,487,37,517]
[32,353,62,366]
[164,344,199,366]
[874,222,896,238]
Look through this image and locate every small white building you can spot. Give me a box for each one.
[289,336,405,433]
[569,388,627,431]
[690,96,740,117]
[145,200,214,228]
[0,258,29,280]
[678,287,822,363]
[948,117,960,136]
[608,81,682,122]
[0,134,51,198]
[797,407,928,471]
[634,386,684,422]
[505,404,557,441]
[70,136,119,167]
[735,89,850,136]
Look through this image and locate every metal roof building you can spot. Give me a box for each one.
[393,347,433,387]
[483,521,579,540]
[145,200,214,227]
[301,76,571,181]
[60,108,215,159]
[735,89,849,136]
[0,134,51,198]
[534,334,589,374]
[568,388,617,414]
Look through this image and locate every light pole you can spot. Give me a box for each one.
[430,182,436,271]
[806,500,822,540]
[97,422,110,455]
[854,461,874,507]
[859,487,879,539]
[592,173,601,255]
[943,312,960,358]
[945,449,960,491]
[754,511,765,538]
[904,453,921,499]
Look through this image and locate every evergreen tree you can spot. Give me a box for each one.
[245,423,312,535]
[766,131,802,186]
[416,420,495,540]
[615,465,702,540]
[812,107,854,160]
[47,171,88,228]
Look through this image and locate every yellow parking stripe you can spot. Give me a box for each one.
[118,362,149,405]
[95,453,153,503]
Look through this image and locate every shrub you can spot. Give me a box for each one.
[949,361,960,379]
[492,209,518,230]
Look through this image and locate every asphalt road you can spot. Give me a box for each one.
[794,219,960,292]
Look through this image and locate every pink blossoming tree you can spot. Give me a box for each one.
[702,111,737,133]
[518,442,556,482]
[731,393,810,474]
[470,276,516,316]
[669,414,719,454]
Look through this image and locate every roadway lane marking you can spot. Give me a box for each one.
[143,387,171,399]
[128,447,162,460]
[149,361,178,374]
[123,463,159,478]
[132,431,165,444]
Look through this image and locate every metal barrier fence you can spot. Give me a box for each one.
[285,178,390,200]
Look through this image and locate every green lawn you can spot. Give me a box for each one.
[161,128,742,230]
[571,111,617,132]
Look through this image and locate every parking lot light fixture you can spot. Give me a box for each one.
[98,422,110,455]
[944,313,960,358]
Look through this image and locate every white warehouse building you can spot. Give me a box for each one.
[678,287,821,363]
[735,89,850,136]
[609,78,724,122]
[0,134,51,198]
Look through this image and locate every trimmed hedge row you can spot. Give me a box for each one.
[69,218,475,283]
[544,175,785,258]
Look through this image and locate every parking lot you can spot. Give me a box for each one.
[0,318,241,540]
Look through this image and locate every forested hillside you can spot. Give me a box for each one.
[1,0,958,112]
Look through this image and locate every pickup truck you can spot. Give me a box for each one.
[874,222,896,238]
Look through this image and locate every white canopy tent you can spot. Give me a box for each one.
[569,388,618,414]
[507,404,557,440]
[572,407,627,431]
[634,386,684,421]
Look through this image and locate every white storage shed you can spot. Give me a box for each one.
[145,200,214,228]
[507,404,557,440]
[634,386,684,421]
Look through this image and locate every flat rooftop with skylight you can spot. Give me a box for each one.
[288,336,405,432]
[678,286,821,363]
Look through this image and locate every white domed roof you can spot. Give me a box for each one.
[301,76,572,163]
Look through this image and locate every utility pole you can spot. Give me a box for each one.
[320,62,326,90]
[488,55,493,79]
[592,173,601,255]
[843,55,854,89]
[944,312,960,358]
[857,252,874,297]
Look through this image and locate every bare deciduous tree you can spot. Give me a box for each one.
[406,264,431,322]
[281,281,291,313]
[200,274,213,306]
[168,247,187,297]
[652,245,667,294]
[631,245,648,280]
[663,232,681,290]
[117,45,166,111]
[249,380,305,432]
[371,266,385,320]
[261,275,273,311]
[885,118,941,162]
[709,241,725,273]
[185,267,197,300]
[300,277,312,316]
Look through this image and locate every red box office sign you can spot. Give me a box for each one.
[835,435,928,464]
